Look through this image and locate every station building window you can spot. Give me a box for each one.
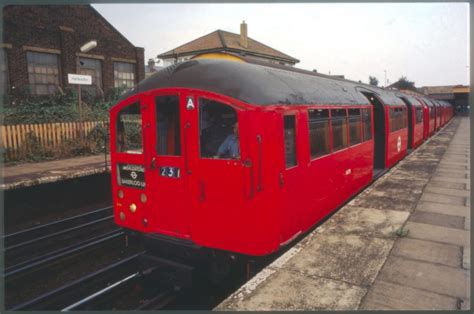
[26,51,61,95]
[156,95,181,156]
[308,109,330,158]
[114,62,135,88]
[348,108,361,145]
[284,115,297,168]
[199,98,239,159]
[78,57,103,94]
[361,108,372,141]
[116,102,143,154]
[331,109,348,151]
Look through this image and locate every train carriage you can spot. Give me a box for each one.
[109,59,448,257]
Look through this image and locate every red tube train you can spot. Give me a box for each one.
[109,59,453,257]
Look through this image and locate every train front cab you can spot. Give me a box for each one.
[110,88,277,256]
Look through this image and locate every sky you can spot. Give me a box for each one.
[93,3,469,87]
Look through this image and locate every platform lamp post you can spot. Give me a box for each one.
[78,40,97,123]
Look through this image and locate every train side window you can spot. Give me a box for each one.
[308,109,330,159]
[331,108,348,151]
[199,98,240,159]
[284,115,297,168]
[116,102,143,154]
[348,108,361,145]
[155,95,181,156]
[362,108,372,141]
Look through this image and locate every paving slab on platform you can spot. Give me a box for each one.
[377,256,470,299]
[216,116,470,311]
[404,221,470,247]
[360,280,458,310]
[391,237,462,267]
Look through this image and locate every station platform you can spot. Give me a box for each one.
[216,116,470,311]
[2,154,110,190]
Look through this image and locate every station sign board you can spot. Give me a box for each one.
[68,74,92,85]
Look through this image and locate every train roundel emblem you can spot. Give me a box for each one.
[397,136,402,152]
[130,171,138,180]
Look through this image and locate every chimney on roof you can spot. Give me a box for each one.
[240,20,248,48]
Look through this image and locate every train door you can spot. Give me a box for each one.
[279,112,306,245]
[398,97,413,149]
[185,94,255,253]
[361,92,386,174]
[112,95,152,232]
[141,92,191,238]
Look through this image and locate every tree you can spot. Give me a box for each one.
[369,76,379,86]
[391,76,416,91]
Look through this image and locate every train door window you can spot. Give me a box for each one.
[199,98,239,159]
[284,115,297,168]
[308,109,330,159]
[415,107,423,123]
[389,108,395,132]
[155,95,181,156]
[348,108,361,145]
[116,102,143,154]
[402,107,407,128]
[331,109,348,151]
[361,108,372,141]
[390,108,403,132]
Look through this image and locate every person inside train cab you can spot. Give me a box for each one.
[216,122,240,159]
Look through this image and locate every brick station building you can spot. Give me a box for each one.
[2,5,145,98]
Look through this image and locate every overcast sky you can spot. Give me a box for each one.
[93,3,469,87]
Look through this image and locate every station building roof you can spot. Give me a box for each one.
[157,29,299,65]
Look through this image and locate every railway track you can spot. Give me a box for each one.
[3,205,120,277]
[9,252,192,311]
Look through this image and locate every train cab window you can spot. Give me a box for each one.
[284,115,297,168]
[199,98,240,159]
[361,108,372,141]
[308,109,330,158]
[348,109,361,145]
[331,109,348,151]
[116,102,143,154]
[155,95,181,156]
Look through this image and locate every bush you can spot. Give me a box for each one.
[2,86,127,125]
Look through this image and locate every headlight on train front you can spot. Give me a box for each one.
[118,190,124,199]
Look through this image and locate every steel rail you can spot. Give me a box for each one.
[61,272,141,311]
[4,206,113,241]
[4,230,124,278]
[5,215,114,252]
[9,251,146,311]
